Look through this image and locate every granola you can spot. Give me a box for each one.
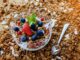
[0,0,80,60]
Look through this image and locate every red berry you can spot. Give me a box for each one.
[41,17,44,21]
[17,31,22,35]
[17,21,20,26]
[22,23,32,36]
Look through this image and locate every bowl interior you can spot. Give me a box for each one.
[10,23,52,51]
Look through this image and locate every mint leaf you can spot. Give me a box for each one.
[27,13,36,25]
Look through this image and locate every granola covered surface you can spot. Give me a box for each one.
[0,0,80,60]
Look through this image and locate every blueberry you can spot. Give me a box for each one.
[31,34,37,41]
[37,30,44,36]
[37,21,43,27]
[13,27,19,31]
[31,24,37,31]
[20,18,26,23]
[20,35,29,42]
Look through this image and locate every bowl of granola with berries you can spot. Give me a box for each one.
[10,13,56,51]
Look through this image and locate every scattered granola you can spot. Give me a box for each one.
[74,28,78,35]
[0,0,80,60]
[64,34,70,40]
[10,46,19,57]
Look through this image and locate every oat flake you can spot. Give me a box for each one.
[10,46,19,57]
[74,29,78,35]
[65,34,70,40]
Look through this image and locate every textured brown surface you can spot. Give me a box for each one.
[0,0,80,60]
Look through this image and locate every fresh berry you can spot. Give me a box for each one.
[13,27,19,32]
[17,21,20,26]
[20,18,26,23]
[37,30,44,36]
[20,35,29,42]
[17,31,22,35]
[31,34,37,41]
[37,21,43,27]
[31,24,37,31]
[41,17,44,21]
[22,23,32,36]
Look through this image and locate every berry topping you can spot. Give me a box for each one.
[31,23,37,31]
[31,34,37,41]
[17,21,20,26]
[22,23,32,36]
[17,31,22,35]
[20,35,29,42]
[37,21,43,27]
[20,18,26,23]
[41,17,44,21]
[13,27,19,32]
[37,30,44,36]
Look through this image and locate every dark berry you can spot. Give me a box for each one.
[31,34,37,41]
[31,24,37,31]
[20,35,29,42]
[20,18,26,23]
[13,27,19,32]
[37,21,43,27]
[37,30,44,36]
